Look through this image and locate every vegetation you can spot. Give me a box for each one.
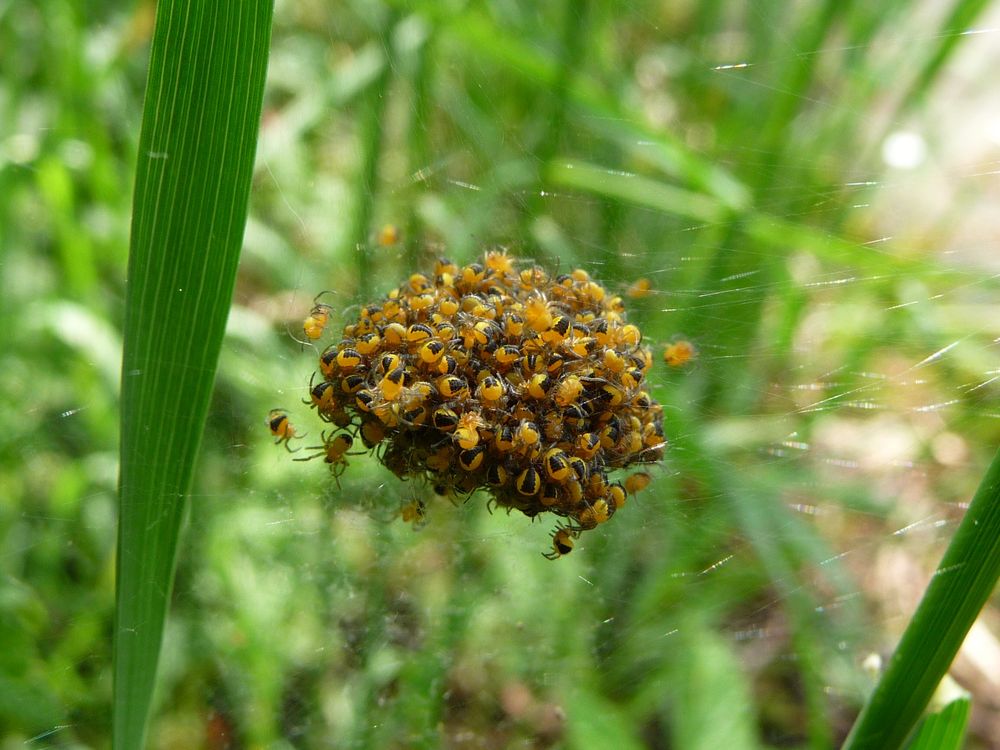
[2,1,998,748]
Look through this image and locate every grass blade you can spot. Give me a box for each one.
[546,159,730,224]
[668,615,761,750]
[907,697,971,750]
[843,447,1000,750]
[750,0,846,191]
[115,2,274,747]
[546,158,990,284]
[404,24,435,267]
[564,687,646,750]
[348,11,396,301]
[898,0,993,117]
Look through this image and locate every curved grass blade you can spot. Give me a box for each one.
[843,446,1000,750]
[547,157,998,296]
[115,2,274,747]
[546,159,729,225]
[907,696,971,750]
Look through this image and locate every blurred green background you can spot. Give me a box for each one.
[4,0,1000,747]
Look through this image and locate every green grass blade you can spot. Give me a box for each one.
[907,697,971,750]
[543,0,589,164]
[751,0,845,191]
[564,687,646,750]
[546,158,991,284]
[115,2,274,748]
[404,25,435,267]
[843,446,1000,750]
[546,159,730,224]
[668,615,761,750]
[900,0,993,116]
[348,11,396,301]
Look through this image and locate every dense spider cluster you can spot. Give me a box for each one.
[301,252,665,557]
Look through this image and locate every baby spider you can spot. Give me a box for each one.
[453,410,485,450]
[663,338,697,368]
[543,526,578,560]
[625,277,652,299]
[267,409,305,452]
[399,497,427,529]
[378,223,400,247]
[294,430,356,485]
[302,292,337,341]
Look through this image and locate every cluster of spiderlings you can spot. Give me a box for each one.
[303,251,665,555]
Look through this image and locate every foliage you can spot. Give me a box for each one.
[2,1,999,748]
